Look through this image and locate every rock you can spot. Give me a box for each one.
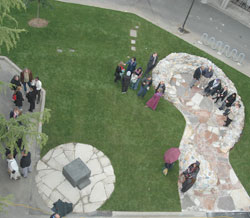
[217,196,235,210]
[230,169,238,185]
[230,189,250,210]
[89,182,107,203]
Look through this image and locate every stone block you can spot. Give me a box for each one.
[63,158,91,190]
[130,29,137,37]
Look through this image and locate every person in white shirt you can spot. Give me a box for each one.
[35,77,42,104]
[7,154,21,180]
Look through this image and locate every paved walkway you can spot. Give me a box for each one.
[57,0,250,78]
[36,143,115,213]
[152,53,250,211]
[0,57,51,217]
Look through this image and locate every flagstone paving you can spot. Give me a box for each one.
[152,53,250,212]
[35,143,115,213]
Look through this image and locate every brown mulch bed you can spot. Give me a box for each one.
[28,18,48,28]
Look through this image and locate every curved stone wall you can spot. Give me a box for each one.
[152,53,249,211]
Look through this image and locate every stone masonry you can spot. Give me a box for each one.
[36,143,115,213]
[152,53,250,211]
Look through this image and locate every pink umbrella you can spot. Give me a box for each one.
[164,147,180,164]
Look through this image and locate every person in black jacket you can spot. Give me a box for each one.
[26,87,36,112]
[213,86,228,103]
[204,79,221,96]
[219,93,237,110]
[137,76,152,97]
[122,71,131,93]
[15,86,24,110]
[190,66,205,88]
[199,66,214,89]
[144,52,158,76]
[155,81,165,94]
[9,107,21,119]
[10,75,21,91]
[114,62,125,82]
[20,150,31,178]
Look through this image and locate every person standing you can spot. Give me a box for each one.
[122,71,131,93]
[114,62,125,82]
[190,66,204,88]
[125,57,137,73]
[130,67,143,90]
[204,79,221,96]
[223,101,241,127]
[15,86,24,110]
[10,75,21,91]
[35,77,42,104]
[20,68,33,92]
[26,87,36,112]
[144,52,158,76]
[10,107,21,119]
[20,150,32,178]
[137,76,152,98]
[213,86,228,103]
[219,93,236,110]
[180,161,200,193]
[7,154,21,180]
[199,66,214,89]
[155,81,166,94]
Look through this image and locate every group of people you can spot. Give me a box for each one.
[114,52,165,110]
[5,68,42,180]
[10,68,42,112]
[190,65,240,127]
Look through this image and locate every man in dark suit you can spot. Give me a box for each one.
[144,52,158,76]
[204,79,221,96]
[26,87,36,112]
[190,66,205,88]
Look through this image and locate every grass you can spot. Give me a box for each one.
[1,1,250,211]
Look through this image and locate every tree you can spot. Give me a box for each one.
[0,108,51,158]
[0,0,26,52]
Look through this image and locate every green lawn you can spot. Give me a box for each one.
[2,1,250,211]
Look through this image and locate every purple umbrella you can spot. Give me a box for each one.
[164,148,180,164]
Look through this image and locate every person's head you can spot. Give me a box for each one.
[35,77,39,81]
[23,68,29,73]
[208,66,212,71]
[14,75,19,81]
[216,79,221,83]
[153,52,158,57]
[201,66,205,70]
[137,67,142,72]
[50,213,60,218]
[13,107,20,114]
[17,86,22,91]
[119,61,124,66]
[30,87,34,92]
[147,75,152,80]
[235,101,241,108]
[160,81,165,85]
[224,86,228,90]
[126,71,131,77]
[232,93,236,98]
[7,154,13,160]
[132,57,136,62]
[21,150,28,156]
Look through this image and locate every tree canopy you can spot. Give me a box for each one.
[0,0,26,52]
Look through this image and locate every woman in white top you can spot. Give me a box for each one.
[7,154,21,180]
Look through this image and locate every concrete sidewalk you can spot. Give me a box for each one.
[0,57,51,218]
[57,0,250,78]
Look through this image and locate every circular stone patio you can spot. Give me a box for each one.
[35,143,115,213]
